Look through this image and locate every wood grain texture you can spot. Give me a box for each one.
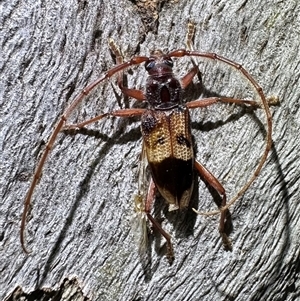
[1,0,300,300]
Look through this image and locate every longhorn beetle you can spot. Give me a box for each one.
[20,23,272,262]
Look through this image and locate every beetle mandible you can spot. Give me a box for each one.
[20,24,272,262]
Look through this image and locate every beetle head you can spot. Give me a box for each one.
[145,50,174,76]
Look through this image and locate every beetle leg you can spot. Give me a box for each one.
[183,21,203,86]
[180,66,199,89]
[119,87,145,101]
[186,21,196,51]
[194,160,232,250]
[145,178,174,264]
[187,96,260,109]
[63,108,146,130]
[109,38,146,101]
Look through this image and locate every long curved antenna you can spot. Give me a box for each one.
[169,49,272,216]
[20,56,149,253]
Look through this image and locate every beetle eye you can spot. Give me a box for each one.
[164,58,173,67]
[145,60,155,71]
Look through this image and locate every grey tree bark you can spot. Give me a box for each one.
[1,0,300,300]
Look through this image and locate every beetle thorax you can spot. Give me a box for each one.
[144,51,183,110]
[145,74,183,109]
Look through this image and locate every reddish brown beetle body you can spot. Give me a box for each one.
[20,26,272,263]
[141,51,194,211]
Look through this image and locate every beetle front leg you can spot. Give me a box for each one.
[145,178,174,264]
[194,160,232,250]
[109,38,146,101]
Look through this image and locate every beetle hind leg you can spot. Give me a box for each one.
[145,179,174,264]
[194,160,232,250]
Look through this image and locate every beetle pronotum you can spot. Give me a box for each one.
[20,24,272,262]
